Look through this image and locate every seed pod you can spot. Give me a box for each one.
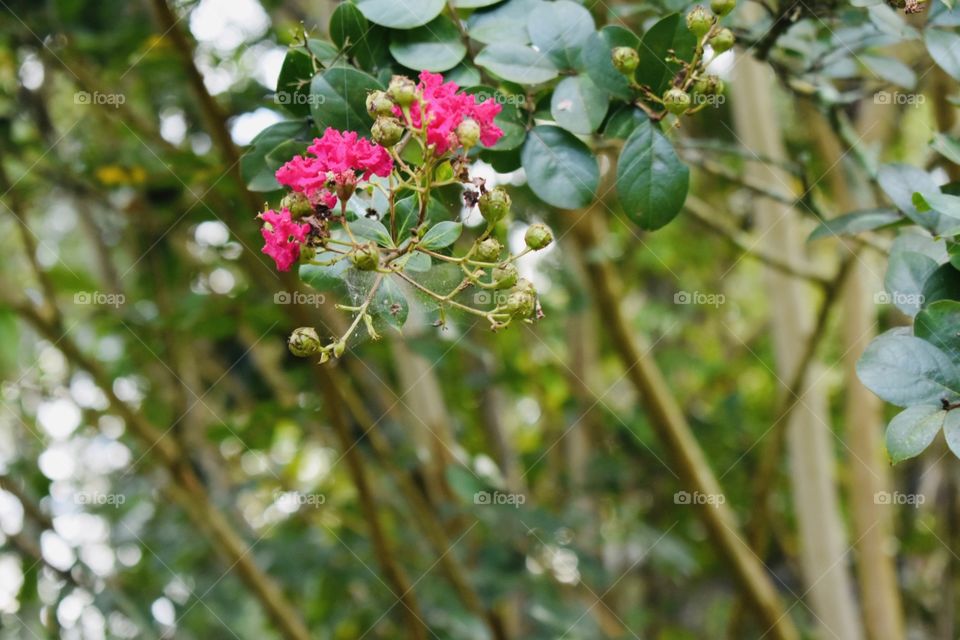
[478,187,511,224]
[456,118,481,148]
[475,238,502,262]
[387,75,417,107]
[662,88,692,115]
[288,327,322,357]
[611,47,640,75]
[710,28,735,53]
[491,263,518,289]
[280,192,313,218]
[349,242,380,271]
[524,223,553,250]
[371,116,404,147]
[366,90,395,117]
[711,0,736,17]
[686,6,713,39]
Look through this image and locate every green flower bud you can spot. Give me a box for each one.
[280,192,313,218]
[711,0,736,16]
[349,242,380,271]
[288,327,321,357]
[686,6,714,39]
[456,118,481,149]
[475,238,502,263]
[491,263,518,290]
[387,75,417,107]
[694,75,724,96]
[371,116,404,147]
[710,28,735,53]
[502,279,536,317]
[524,223,553,250]
[611,46,640,76]
[662,88,692,115]
[478,187,511,224]
[366,90,395,117]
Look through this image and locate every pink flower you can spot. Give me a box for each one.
[274,128,393,208]
[398,71,504,155]
[260,208,310,272]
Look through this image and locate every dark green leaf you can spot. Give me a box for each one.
[634,14,697,97]
[582,26,640,101]
[921,263,960,307]
[330,3,368,50]
[420,221,463,249]
[885,404,946,464]
[467,0,544,44]
[603,106,648,139]
[856,330,960,407]
[616,119,689,230]
[878,164,945,232]
[520,125,599,209]
[915,300,960,359]
[526,0,595,69]
[310,67,383,133]
[371,277,409,329]
[355,0,445,29]
[275,49,314,116]
[389,15,467,72]
[475,43,560,84]
[300,254,350,291]
[350,218,394,247]
[550,75,608,135]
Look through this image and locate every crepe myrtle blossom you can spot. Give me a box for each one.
[260,208,310,272]
[394,71,503,155]
[274,128,393,209]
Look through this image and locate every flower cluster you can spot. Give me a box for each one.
[275,128,393,209]
[397,71,503,154]
[260,208,310,272]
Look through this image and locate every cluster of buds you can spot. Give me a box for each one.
[611,1,734,120]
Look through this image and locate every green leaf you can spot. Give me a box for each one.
[453,0,502,6]
[616,119,689,231]
[310,67,383,133]
[913,190,960,221]
[445,63,482,86]
[885,404,946,464]
[856,330,960,407]
[582,26,640,101]
[604,106,648,139]
[808,209,902,241]
[275,49,314,116]
[883,250,938,316]
[932,132,960,165]
[263,140,308,172]
[878,163,944,232]
[241,121,311,192]
[463,86,527,150]
[550,75,608,135]
[921,262,960,307]
[350,218,394,247]
[475,43,559,84]
[520,125,599,209]
[861,53,916,89]
[467,0,544,44]
[307,39,340,66]
[944,410,960,459]
[399,251,432,272]
[526,0,595,69]
[634,14,697,97]
[299,254,350,291]
[370,277,409,329]
[329,4,389,70]
[389,15,467,72]
[420,221,463,249]
[915,300,960,359]
[951,243,960,269]
[927,29,960,81]
[354,0,445,29]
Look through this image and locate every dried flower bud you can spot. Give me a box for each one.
[280,192,313,218]
[371,116,404,147]
[288,327,321,357]
[475,238,502,262]
[686,6,714,38]
[524,223,553,250]
[694,75,724,96]
[478,187,511,224]
[711,0,736,16]
[663,88,692,115]
[611,47,640,75]
[387,75,417,107]
[366,90,394,117]
[492,263,518,289]
[710,28,735,53]
[349,242,380,271]
[456,118,481,149]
